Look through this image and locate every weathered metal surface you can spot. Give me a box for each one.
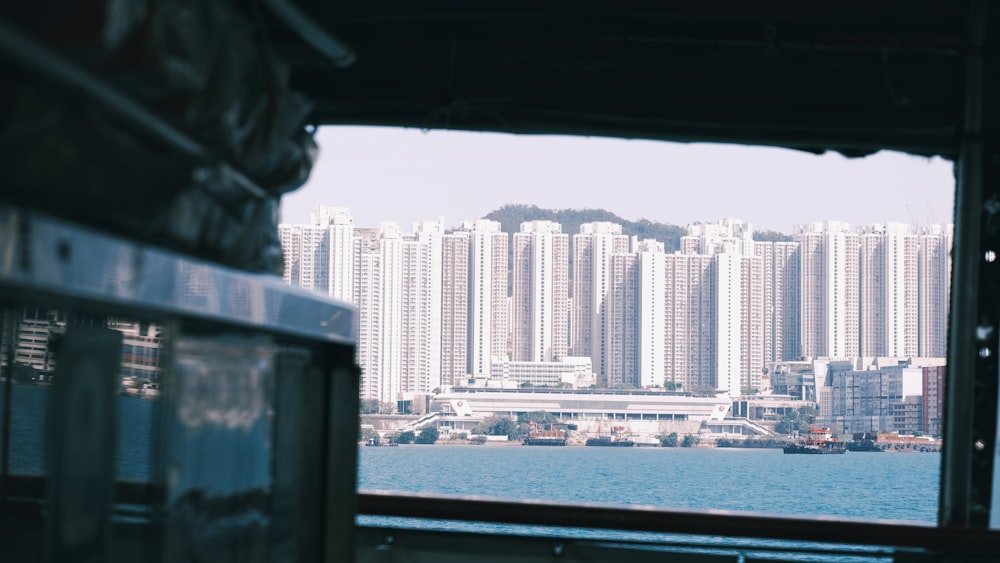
[358,491,1000,556]
[45,326,122,563]
[0,206,356,345]
[160,334,275,563]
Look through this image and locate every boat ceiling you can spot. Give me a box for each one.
[0,1,989,271]
[268,1,978,159]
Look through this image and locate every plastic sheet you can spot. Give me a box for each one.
[0,0,316,274]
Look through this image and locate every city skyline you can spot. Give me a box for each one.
[281,206,953,409]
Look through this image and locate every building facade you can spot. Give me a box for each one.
[664,253,716,391]
[401,221,444,394]
[918,224,953,358]
[571,222,630,381]
[637,241,666,389]
[858,222,918,357]
[441,231,471,387]
[466,220,509,376]
[756,241,802,364]
[794,221,859,359]
[511,221,569,363]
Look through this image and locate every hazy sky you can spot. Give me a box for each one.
[280,126,955,234]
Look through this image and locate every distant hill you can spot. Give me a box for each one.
[484,204,686,251]
[480,204,793,295]
[754,229,794,242]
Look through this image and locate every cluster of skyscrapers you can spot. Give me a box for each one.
[279,206,953,408]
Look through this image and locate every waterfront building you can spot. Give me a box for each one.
[434,387,731,423]
[489,356,595,388]
[922,364,945,437]
[819,360,923,434]
[9,305,61,374]
[570,222,629,382]
[794,221,859,359]
[109,318,163,382]
[765,360,816,401]
[892,396,924,436]
[401,221,444,394]
[511,221,569,363]
[918,224,953,358]
[859,222,918,357]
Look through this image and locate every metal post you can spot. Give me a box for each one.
[940,0,997,528]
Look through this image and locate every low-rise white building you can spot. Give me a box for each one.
[489,356,595,388]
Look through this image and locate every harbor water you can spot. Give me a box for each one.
[359,443,940,524]
[2,385,940,529]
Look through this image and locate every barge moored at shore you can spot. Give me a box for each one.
[783,428,846,454]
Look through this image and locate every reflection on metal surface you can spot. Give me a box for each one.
[162,334,275,562]
[0,291,359,561]
[166,335,274,501]
[0,205,355,345]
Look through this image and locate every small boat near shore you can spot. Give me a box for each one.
[783,427,846,454]
[522,422,567,446]
[585,424,635,447]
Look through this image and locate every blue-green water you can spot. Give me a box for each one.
[359,444,940,524]
[1,384,154,482]
[2,384,940,524]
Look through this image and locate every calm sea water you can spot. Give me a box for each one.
[1,384,153,481]
[2,385,940,526]
[359,444,940,524]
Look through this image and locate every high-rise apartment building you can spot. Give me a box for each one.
[401,221,444,394]
[280,204,951,403]
[466,220,508,376]
[441,231,471,387]
[278,223,329,293]
[354,232,382,402]
[918,224,953,358]
[605,252,639,387]
[739,252,765,393]
[311,206,356,301]
[681,220,764,395]
[355,223,404,406]
[859,222,918,357]
[637,241,666,389]
[511,221,568,363]
[794,221,859,359]
[756,241,802,364]
[664,253,715,391]
[716,250,742,397]
[279,206,355,300]
[571,222,630,382]
[681,219,756,256]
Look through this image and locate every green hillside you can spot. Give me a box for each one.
[479,204,792,295]
[484,204,686,251]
